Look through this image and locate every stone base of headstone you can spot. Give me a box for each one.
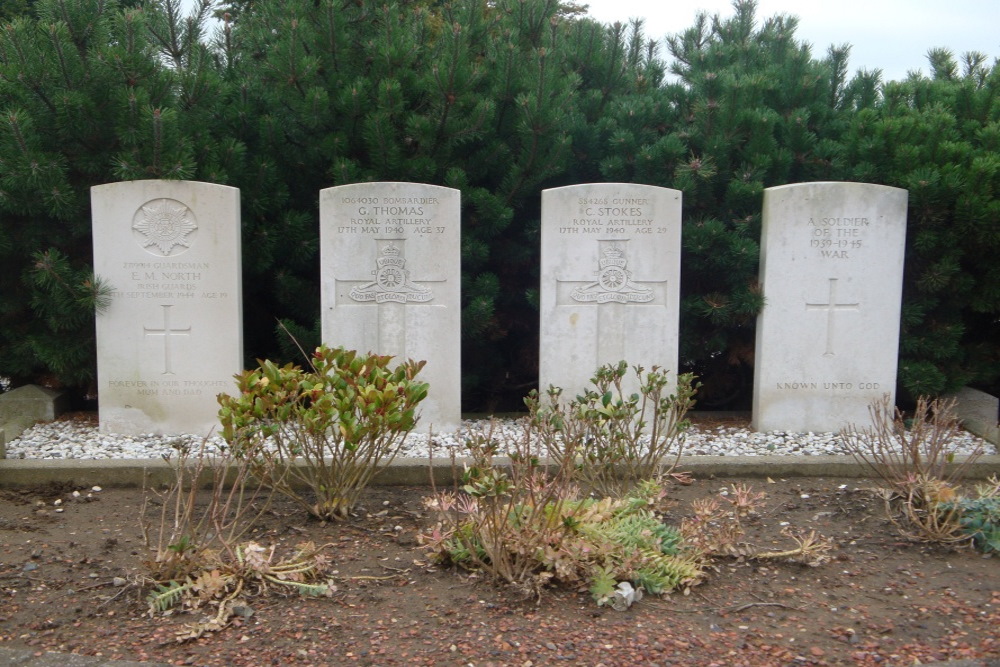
[947,387,999,445]
[0,385,68,423]
[0,386,69,459]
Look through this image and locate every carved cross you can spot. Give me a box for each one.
[144,304,191,375]
[554,239,667,365]
[334,239,446,359]
[805,278,860,357]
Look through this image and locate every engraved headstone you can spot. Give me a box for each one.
[540,183,682,397]
[92,180,243,435]
[320,182,460,432]
[752,182,908,433]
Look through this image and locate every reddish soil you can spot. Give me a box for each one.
[1,473,998,666]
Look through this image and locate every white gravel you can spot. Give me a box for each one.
[4,417,994,460]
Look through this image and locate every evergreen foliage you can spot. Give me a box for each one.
[837,52,1000,397]
[0,0,35,22]
[0,0,231,393]
[219,0,593,406]
[0,0,997,407]
[1,0,179,390]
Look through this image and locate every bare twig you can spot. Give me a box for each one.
[727,601,804,613]
[650,600,805,614]
[843,395,982,490]
[98,583,134,608]
[141,435,277,582]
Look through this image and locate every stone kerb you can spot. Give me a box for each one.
[319,182,461,433]
[948,387,1000,445]
[752,182,908,433]
[540,183,682,399]
[91,180,243,436]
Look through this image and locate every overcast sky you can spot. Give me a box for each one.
[581,0,1000,83]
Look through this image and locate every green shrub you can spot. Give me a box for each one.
[218,346,428,520]
[424,457,706,602]
[529,362,698,497]
[939,477,1000,553]
[955,497,1000,553]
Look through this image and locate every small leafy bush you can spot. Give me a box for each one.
[425,454,832,605]
[953,497,1000,552]
[423,361,829,605]
[218,346,428,520]
[422,425,587,597]
[530,362,698,497]
[423,449,706,602]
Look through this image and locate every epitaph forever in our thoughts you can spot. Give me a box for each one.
[540,183,682,398]
[92,180,243,435]
[752,182,908,433]
[320,182,460,432]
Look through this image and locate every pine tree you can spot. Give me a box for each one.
[838,51,1000,398]
[3,0,995,409]
[219,0,596,409]
[0,0,222,393]
[588,0,847,406]
[0,0,34,22]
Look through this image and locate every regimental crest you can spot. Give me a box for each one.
[132,198,198,256]
[572,244,653,304]
[350,244,434,304]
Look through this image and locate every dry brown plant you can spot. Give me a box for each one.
[843,394,983,491]
[423,421,588,598]
[680,485,834,566]
[141,437,278,582]
[843,394,985,545]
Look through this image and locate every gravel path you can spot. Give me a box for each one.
[5,417,994,460]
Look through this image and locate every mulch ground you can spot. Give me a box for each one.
[1,472,998,666]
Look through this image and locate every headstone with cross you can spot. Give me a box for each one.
[540,184,682,400]
[320,182,460,432]
[92,180,243,436]
[752,182,908,433]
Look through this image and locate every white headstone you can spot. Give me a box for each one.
[752,182,908,433]
[92,180,243,436]
[540,183,682,397]
[320,182,461,432]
